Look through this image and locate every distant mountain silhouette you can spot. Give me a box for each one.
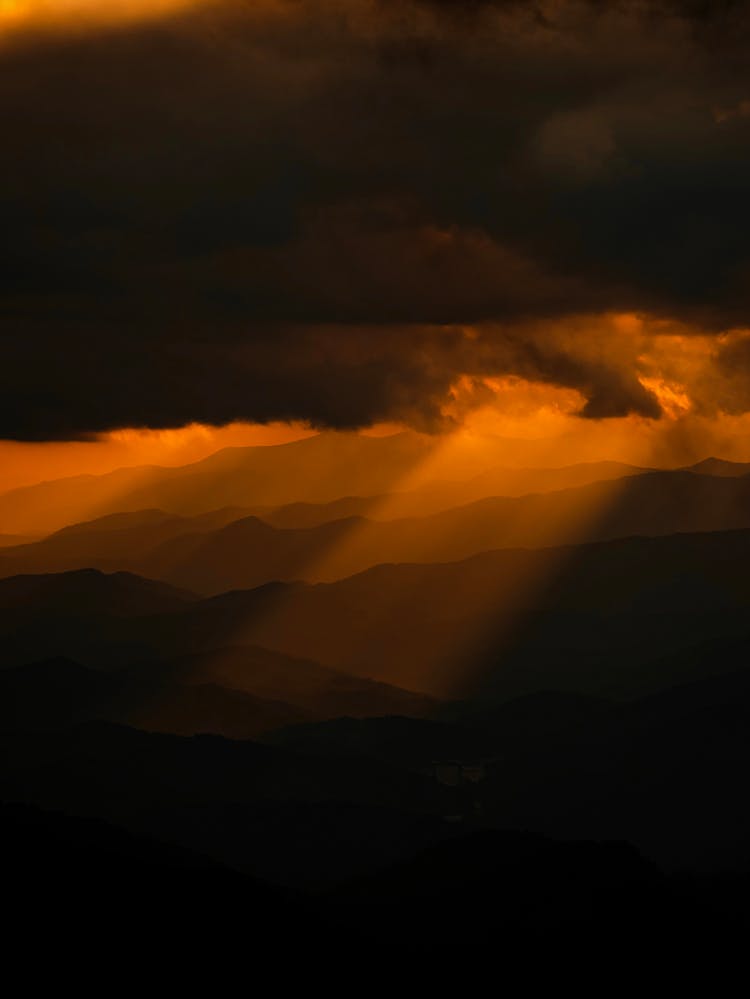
[0,644,433,737]
[261,459,650,523]
[0,532,39,548]
[137,469,750,593]
[132,645,435,717]
[2,530,750,699]
[0,568,196,615]
[0,430,657,536]
[6,468,750,591]
[0,656,310,739]
[428,459,649,501]
[682,457,750,477]
[0,507,255,574]
[133,514,365,592]
[0,432,437,534]
[7,446,750,959]
[54,508,187,534]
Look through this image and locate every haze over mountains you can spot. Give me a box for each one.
[4,433,749,709]
[0,646,434,741]
[10,0,750,963]
[0,431,654,535]
[3,451,750,594]
[0,432,441,535]
[2,524,750,701]
[6,430,750,953]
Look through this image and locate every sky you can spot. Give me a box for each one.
[3,0,750,485]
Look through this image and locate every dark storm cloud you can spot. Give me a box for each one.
[3,0,750,438]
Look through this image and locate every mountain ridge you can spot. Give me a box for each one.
[5,466,750,593]
[3,527,750,699]
[0,430,666,535]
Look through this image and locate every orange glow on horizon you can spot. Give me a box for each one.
[0,0,207,40]
[0,421,317,496]
[220,413,642,696]
[4,383,750,693]
[6,385,750,499]
[0,0,319,42]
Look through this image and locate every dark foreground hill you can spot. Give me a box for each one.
[7,659,750,880]
[10,801,744,963]
[0,648,434,738]
[131,644,435,717]
[267,663,750,871]
[0,657,310,739]
[0,721,445,886]
[0,567,196,616]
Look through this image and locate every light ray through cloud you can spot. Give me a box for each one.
[215,409,672,697]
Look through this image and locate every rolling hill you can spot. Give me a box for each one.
[0,430,650,536]
[0,567,196,616]
[5,467,750,592]
[2,529,750,700]
[0,432,436,534]
[0,656,310,739]
[134,469,750,594]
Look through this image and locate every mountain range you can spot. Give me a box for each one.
[5,464,750,593]
[6,433,750,949]
[0,430,656,535]
[2,524,750,698]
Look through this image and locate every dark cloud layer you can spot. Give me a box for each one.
[3,0,750,438]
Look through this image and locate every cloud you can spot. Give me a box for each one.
[2,0,750,438]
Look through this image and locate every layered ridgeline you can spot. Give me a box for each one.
[4,465,750,592]
[1,527,750,699]
[0,430,654,536]
[0,570,433,737]
[7,649,750,879]
[6,444,750,899]
[2,434,749,706]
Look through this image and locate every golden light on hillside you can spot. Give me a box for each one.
[4,310,750,692]
[212,377,656,695]
[202,346,750,695]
